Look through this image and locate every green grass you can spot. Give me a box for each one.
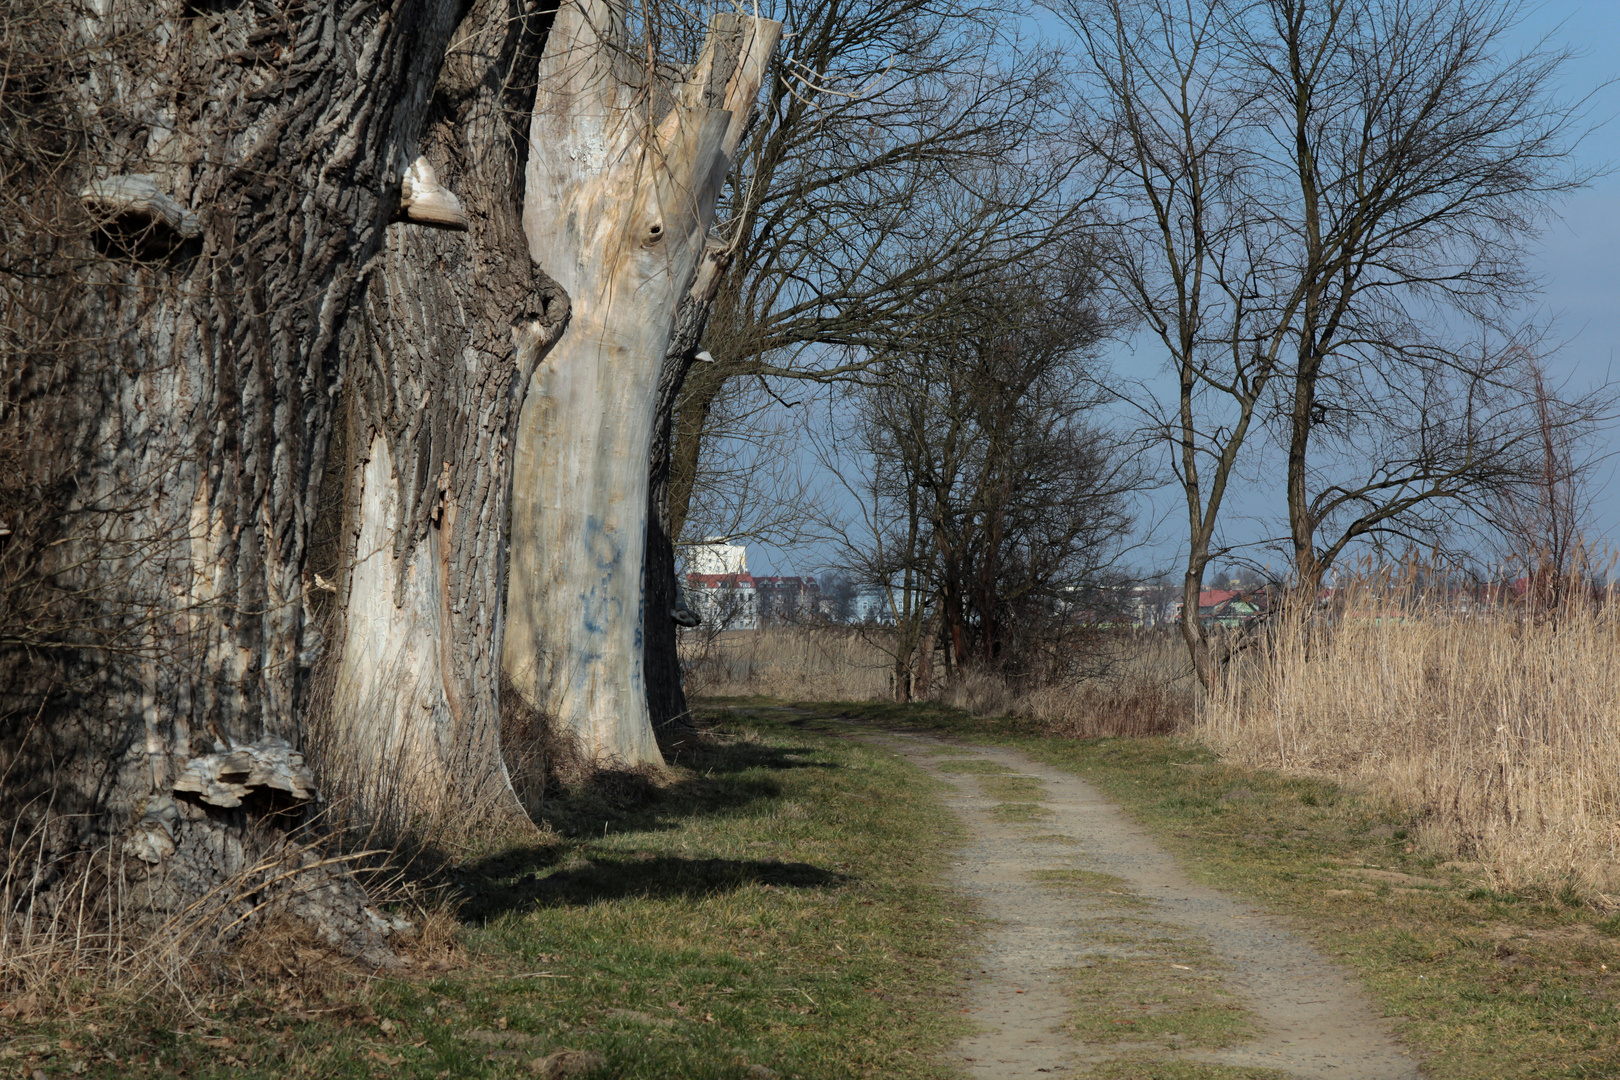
[987,801,1053,823]
[814,698,1620,1080]
[5,708,973,1080]
[977,775,1045,802]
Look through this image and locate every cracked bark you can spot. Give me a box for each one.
[0,0,463,959]
[319,0,568,840]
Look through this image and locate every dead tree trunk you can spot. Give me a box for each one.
[644,251,728,737]
[503,1,779,766]
[319,0,568,839]
[0,0,462,961]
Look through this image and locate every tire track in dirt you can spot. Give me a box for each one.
[877,733,1421,1079]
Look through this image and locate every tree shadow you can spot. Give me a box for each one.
[527,739,837,840]
[450,737,847,921]
[458,852,847,920]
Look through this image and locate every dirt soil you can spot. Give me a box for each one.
[877,733,1422,1080]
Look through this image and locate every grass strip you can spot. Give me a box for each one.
[977,775,1045,802]
[1030,860,1250,1049]
[987,801,1053,823]
[931,760,1013,774]
[5,706,972,1080]
[1033,866,1146,904]
[1064,949,1255,1049]
[806,698,1620,1080]
[1087,1063,1295,1080]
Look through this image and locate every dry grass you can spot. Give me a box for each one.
[681,625,895,700]
[687,625,1198,738]
[941,630,1196,737]
[0,682,651,1027]
[0,824,456,1028]
[1201,584,1620,898]
[0,846,190,1015]
[498,671,595,818]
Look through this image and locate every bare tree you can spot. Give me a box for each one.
[675,380,827,553]
[501,1,780,767]
[822,249,1138,695]
[639,0,1084,725]
[1063,0,1605,685]
[1487,351,1607,615]
[821,389,941,702]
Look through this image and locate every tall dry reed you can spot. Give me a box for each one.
[1201,583,1620,896]
[682,626,895,701]
[941,629,1196,736]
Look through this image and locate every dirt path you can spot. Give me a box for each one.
[875,732,1421,1080]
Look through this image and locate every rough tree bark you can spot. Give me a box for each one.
[0,0,462,961]
[320,0,569,838]
[503,0,780,766]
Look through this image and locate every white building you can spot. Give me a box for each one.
[850,585,895,625]
[684,572,760,630]
[689,540,748,576]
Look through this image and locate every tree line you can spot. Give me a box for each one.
[691,0,1610,694]
[0,0,1606,954]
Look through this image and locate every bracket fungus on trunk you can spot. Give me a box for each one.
[171,736,318,808]
[397,156,470,230]
[80,174,202,240]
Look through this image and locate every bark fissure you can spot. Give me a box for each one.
[322,0,569,839]
[2,0,466,952]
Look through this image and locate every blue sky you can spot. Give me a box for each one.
[743,0,1620,579]
[1520,0,1620,530]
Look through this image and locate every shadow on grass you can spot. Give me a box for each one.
[452,734,848,921]
[458,851,847,919]
[535,739,836,838]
